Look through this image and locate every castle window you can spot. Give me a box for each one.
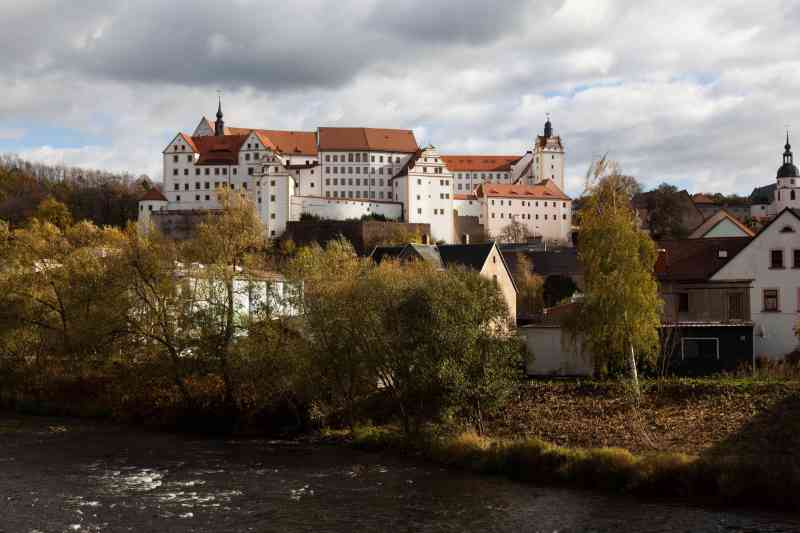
[232,168,237,175]
[176,195,181,202]
[248,168,254,175]
[174,183,179,191]
[173,155,178,162]
[187,155,192,162]
[172,169,178,176]
[195,169,200,176]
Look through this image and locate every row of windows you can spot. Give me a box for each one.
[456,172,508,180]
[326,190,387,200]
[173,167,256,176]
[326,166,397,175]
[769,249,800,269]
[490,213,567,221]
[490,199,567,208]
[415,208,447,215]
[326,178,387,187]
[172,180,271,191]
[324,153,401,163]
[778,189,797,201]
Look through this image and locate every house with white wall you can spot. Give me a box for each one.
[711,208,800,360]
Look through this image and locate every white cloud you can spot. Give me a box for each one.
[1,0,799,199]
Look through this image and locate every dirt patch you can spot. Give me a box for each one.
[488,379,800,456]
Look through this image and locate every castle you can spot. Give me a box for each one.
[138,101,573,244]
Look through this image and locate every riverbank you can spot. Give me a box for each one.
[322,377,800,511]
[331,423,799,511]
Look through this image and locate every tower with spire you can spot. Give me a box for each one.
[531,114,565,191]
[772,130,800,214]
[214,96,225,136]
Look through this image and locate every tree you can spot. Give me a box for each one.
[286,238,376,430]
[33,197,73,230]
[497,220,532,244]
[0,219,129,380]
[512,254,544,316]
[568,160,661,393]
[645,183,689,239]
[121,191,277,416]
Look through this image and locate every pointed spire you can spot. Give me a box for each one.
[214,92,225,136]
[544,113,553,139]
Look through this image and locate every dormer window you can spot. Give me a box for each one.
[780,226,795,233]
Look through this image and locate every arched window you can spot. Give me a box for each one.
[792,190,796,201]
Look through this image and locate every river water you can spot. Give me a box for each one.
[0,415,798,533]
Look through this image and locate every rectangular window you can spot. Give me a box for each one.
[232,168,237,175]
[764,289,780,312]
[681,338,719,360]
[248,168,254,175]
[195,169,200,176]
[771,249,784,269]
[794,250,800,268]
[205,182,210,189]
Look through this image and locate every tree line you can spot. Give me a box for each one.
[0,153,147,229]
[0,191,522,435]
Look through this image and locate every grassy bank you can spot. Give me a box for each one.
[340,425,800,510]
[490,378,800,455]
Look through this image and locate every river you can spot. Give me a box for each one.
[0,415,798,532]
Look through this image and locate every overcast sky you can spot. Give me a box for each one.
[2,0,799,197]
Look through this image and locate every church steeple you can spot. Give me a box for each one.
[784,131,793,165]
[214,95,225,136]
[777,130,799,178]
[543,113,553,138]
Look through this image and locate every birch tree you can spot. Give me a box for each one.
[568,159,661,393]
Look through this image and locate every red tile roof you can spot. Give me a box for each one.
[141,188,168,202]
[476,180,570,201]
[440,155,520,172]
[453,193,477,201]
[178,132,197,152]
[318,127,418,152]
[193,135,248,165]
[692,194,716,204]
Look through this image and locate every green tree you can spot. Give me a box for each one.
[646,183,689,239]
[568,161,661,392]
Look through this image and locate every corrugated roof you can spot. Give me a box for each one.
[440,155,521,172]
[318,127,418,152]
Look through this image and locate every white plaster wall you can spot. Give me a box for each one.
[712,210,800,360]
[705,219,750,238]
[481,195,572,242]
[519,326,593,376]
[454,198,481,217]
[300,197,402,221]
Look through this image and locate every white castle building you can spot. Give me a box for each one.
[139,102,572,244]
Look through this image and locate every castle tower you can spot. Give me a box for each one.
[532,115,565,191]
